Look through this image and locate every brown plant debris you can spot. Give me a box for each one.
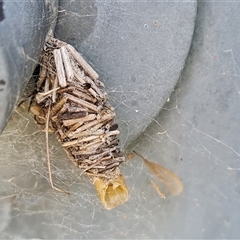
[31,36,129,210]
[132,150,183,196]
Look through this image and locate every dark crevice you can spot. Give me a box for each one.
[0,0,4,22]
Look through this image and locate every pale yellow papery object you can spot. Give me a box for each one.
[93,174,129,210]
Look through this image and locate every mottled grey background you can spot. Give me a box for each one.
[1,1,240,239]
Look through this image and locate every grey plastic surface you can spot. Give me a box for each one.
[130,3,240,238]
[1,2,239,239]
[0,0,58,133]
[55,1,197,147]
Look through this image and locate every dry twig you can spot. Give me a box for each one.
[45,104,70,195]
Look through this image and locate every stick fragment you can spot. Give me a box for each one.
[64,93,99,113]
[53,49,67,87]
[66,44,99,80]
[62,114,96,127]
[60,46,74,82]
[52,76,59,103]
